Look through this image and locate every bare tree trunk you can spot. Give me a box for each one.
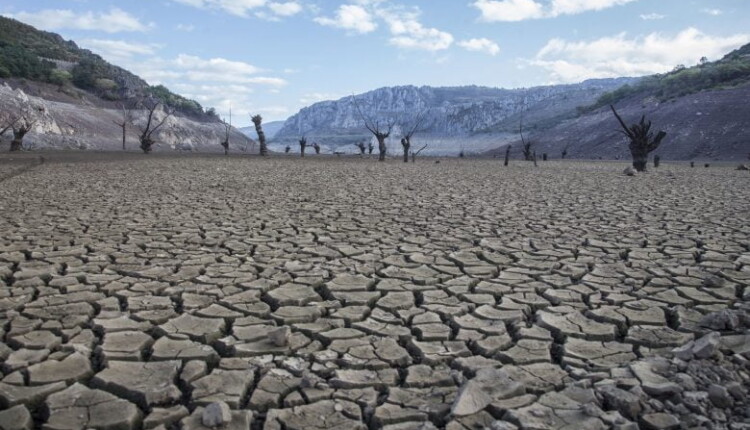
[10,139,22,152]
[401,138,410,163]
[121,126,127,151]
[252,115,267,156]
[504,145,511,166]
[632,149,648,172]
[377,136,387,162]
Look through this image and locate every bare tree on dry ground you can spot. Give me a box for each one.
[113,103,135,151]
[138,100,172,153]
[8,115,36,152]
[610,105,666,172]
[352,96,395,162]
[399,110,427,163]
[299,136,307,157]
[252,115,268,156]
[355,141,366,155]
[1,117,18,149]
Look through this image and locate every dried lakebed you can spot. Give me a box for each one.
[0,153,748,430]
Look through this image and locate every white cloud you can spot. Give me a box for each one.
[473,0,544,22]
[171,0,300,19]
[473,0,636,22]
[458,38,500,55]
[530,28,750,83]
[379,9,454,51]
[172,0,267,17]
[702,8,722,16]
[5,8,151,33]
[176,23,196,31]
[79,39,160,62]
[640,13,665,20]
[314,4,378,33]
[267,2,303,16]
[314,3,453,51]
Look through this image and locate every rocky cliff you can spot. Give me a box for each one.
[273,79,635,154]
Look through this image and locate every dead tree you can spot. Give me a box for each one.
[367,142,374,155]
[400,111,427,163]
[411,144,427,163]
[112,103,135,151]
[220,120,230,155]
[220,108,232,155]
[610,105,666,172]
[353,96,394,162]
[519,96,534,161]
[299,136,307,157]
[313,142,320,154]
[10,117,36,152]
[561,144,570,159]
[504,145,511,166]
[355,141,366,155]
[0,117,18,146]
[285,145,290,154]
[139,100,171,153]
[251,114,268,156]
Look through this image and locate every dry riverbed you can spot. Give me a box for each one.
[0,153,748,429]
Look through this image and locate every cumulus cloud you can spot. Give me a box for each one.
[473,0,636,22]
[530,27,750,83]
[314,3,453,51]
[314,4,378,33]
[5,8,151,33]
[378,9,454,51]
[267,2,303,16]
[458,38,500,55]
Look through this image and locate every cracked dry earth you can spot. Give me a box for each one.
[0,153,748,430]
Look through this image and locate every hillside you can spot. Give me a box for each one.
[273,79,635,154]
[0,16,252,152]
[0,16,214,120]
[485,43,750,161]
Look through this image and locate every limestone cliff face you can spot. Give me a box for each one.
[274,79,635,145]
[0,83,253,152]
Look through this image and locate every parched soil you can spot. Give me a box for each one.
[0,153,748,429]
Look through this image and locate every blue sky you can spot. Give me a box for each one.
[3,0,749,126]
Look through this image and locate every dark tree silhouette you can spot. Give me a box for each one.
[355,141,366,155]
[138,100,171,153]
[352,96,394,162]
[367,142,374,155]
[504,145,511,166]
[312,142,320,154]
[112,103,135,151]
[252,114,268,156]
[610,105,666,172]
[299,136,307,157]
[10,117,36,152]
[561,144,569,159]
[399,111,427,163]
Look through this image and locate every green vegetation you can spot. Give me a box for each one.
[583,44,750,112]
[0,16,218,119]
[0,42,55,80]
